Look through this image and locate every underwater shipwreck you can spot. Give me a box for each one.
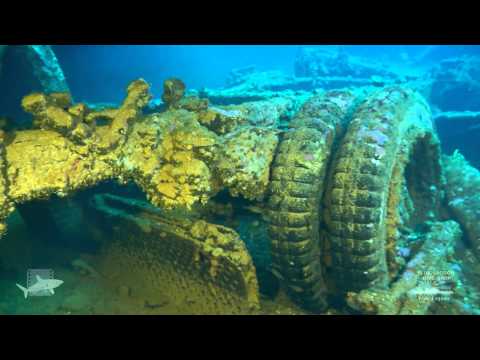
[0,45,480,315]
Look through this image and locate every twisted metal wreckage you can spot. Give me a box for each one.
[0,51,479,314]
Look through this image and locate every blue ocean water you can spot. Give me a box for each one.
[54,45,300,103]
[52,45,480,103]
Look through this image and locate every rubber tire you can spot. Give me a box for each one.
[266,91,356,312]
[323,87,443,293]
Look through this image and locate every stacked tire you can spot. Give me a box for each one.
[266,91,357,312]
[266,87,443,311]
[323,88,442,293]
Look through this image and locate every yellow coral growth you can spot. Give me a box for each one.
[215,127,279,200]
[151,157,212,209]
[0,79,283,237]
[142,110,220,210]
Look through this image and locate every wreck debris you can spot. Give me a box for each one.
[0,128,10,236]
[143,109,219,210]
[21,78,151,151]
[196,96,299,135]
[0,45,70,127]
[22,92,76,135]
[443,150,480,259]
[0,79,285,237]
[90,193,260,314]
[197,106,244,134]
[422,56,480,112]
[216,126,279,201]
[346,220,461,315]
[88,79,152,152]
[294,47,399,80]
[161,78,186,108]
[2,73,478,314]
[200,72,315,105]
[226,65,257,87]
[434,111,480,170]
[0,45,69,94]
